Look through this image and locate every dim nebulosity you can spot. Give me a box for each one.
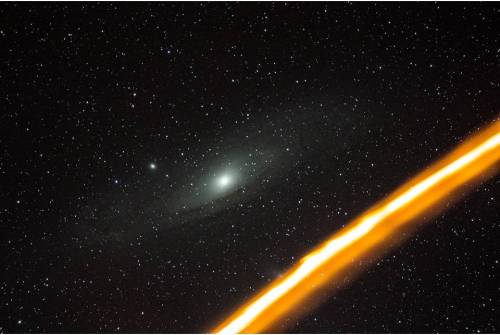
[0,3,499,333]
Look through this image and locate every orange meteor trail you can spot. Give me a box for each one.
[212,120,500,334]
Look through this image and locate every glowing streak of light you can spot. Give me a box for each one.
[213,120,500,334]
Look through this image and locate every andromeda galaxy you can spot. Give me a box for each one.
[2,3,499,333]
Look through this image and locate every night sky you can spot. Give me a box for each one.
[1,3,499,333]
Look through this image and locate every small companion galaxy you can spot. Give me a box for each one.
[1,3,499,333]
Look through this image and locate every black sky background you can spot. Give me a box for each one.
[1,3,499,333]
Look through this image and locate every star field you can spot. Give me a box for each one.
[0,3,499,333]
